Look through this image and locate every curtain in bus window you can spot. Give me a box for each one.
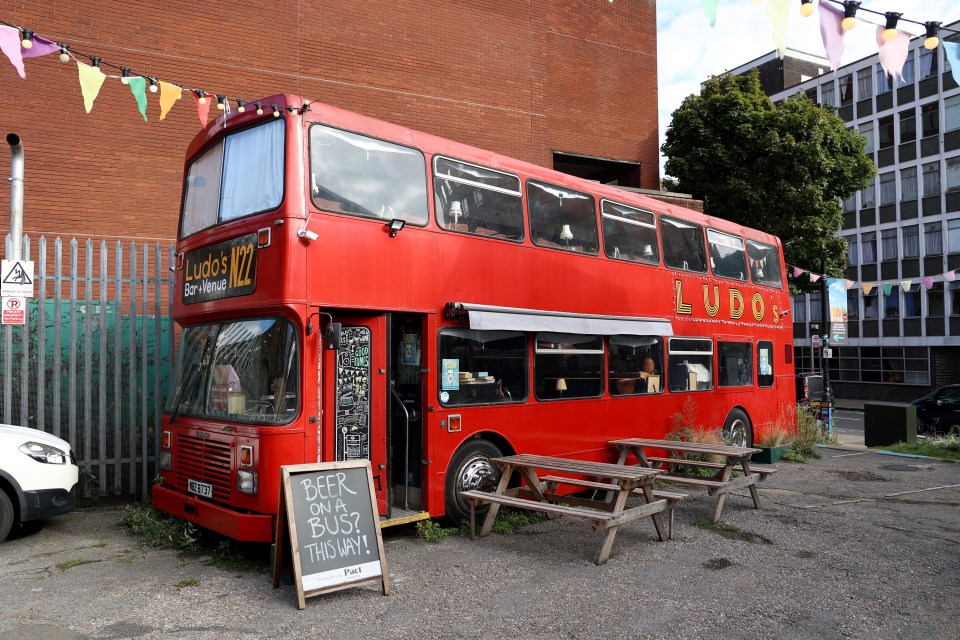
[181,142,224,237]
[660,216,706,273]
[527,181,598,254]
[309,124,428,225]
[220,119,284,222]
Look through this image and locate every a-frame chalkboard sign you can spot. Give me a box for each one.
[272,461,390,608]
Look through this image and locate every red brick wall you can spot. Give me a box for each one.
[0,1,659,242]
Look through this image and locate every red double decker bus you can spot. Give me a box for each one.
[152,94,795,541]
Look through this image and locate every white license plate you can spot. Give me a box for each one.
[188,479,213,498]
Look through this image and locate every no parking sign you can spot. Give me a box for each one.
[2,297,26,325]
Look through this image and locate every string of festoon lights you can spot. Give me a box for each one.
[0,17,310,126]
[801,0,959,46]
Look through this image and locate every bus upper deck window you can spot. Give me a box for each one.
[527,182,598,254]
[660,216,706,273]
[747,239,783,288]
[707,229,747,281]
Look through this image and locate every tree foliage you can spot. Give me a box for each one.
[661,70,875,291]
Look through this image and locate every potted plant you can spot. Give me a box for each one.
[753,425,790,464]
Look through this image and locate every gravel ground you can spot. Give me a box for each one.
[1,447,958,640]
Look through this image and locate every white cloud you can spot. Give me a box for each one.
[657,0,960,180]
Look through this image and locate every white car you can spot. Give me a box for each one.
[0,423,79,542]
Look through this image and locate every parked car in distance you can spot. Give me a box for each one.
[0,423,79,542]
[911,384,960,436]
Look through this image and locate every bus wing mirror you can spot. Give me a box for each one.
[325,323,342,350]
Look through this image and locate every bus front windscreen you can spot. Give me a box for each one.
[166,317,299,424]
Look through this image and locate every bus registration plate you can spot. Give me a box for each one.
[188,479,213,498]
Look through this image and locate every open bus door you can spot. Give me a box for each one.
[322,315,389,515]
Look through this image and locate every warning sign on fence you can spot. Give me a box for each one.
[1,260,34,298]
[2,296,26,325]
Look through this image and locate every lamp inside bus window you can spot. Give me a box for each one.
[437,329,527,406]
[600,200,659,265]
[433,157,524,241]
[707,229,747,281]
[527,181,599,254]
[660,216,707,273]
[180,119,285,238]
[166,318,299,424]
[746,239,784,288]
[534,333,604,400]
[667,337,713,392]
[608,335,663,396]
[309,124,428,226]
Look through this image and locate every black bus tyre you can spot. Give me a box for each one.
[723,408,753,448]
[0,489,15,543]
[444,439,503,525]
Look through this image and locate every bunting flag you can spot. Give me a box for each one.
[0,25,26,78]
[899,280,912,292]
[845,279,856,289]
[818,0,845,70]
[158,81,182,121]
[945,270,957,282]
[191,91,210,127]
[20,33,59,59]
[862,283,875,295]
[793,266,805,278]
[699,0,719,28]
[922,277,935,290]
[126,76,148,121]
[809,272,821,282]
[765,0,791,59]
[945,43,960,88]
[876,26,911,83]
[880,283,893,296]
[76,61,106,113]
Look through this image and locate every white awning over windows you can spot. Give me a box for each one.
[448,303,673,336]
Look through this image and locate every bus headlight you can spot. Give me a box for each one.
[159,450,172,470]
[237,469,258,495]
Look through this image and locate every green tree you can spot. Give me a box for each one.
[661,70,875,290]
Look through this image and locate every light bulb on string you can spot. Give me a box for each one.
[148,77,158,92]
[799,0,814,18]
[841,1,860,31]
[58,44,70,63]
[195,90,207,105]
[120,67,131,85]
[255,102,263,115]
[924,22,940,50]
[237,99,245,113]
[216,95,225,110]
[881,12,901,43]
[20,29,33,49]
[272,104,281,118]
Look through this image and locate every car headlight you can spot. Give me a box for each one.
[159,450,172,470]
[19,441,68,464]
[237,469,258,495]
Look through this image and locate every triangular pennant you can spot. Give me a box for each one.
[945,270,957,282]
[844,279,856,290]
[880,283,893,296]
[699,0,718,28]
[765,0,791,59]
[945,43,960,89]
[158,81,182,121]
[21,34,59,59]
[126,76,148,121]
[862,283,875,295]
[922,277,935,290]
[0,25,26,78]
[809,273,821,282]
[876,27,910,83]
[818,0,845,70]
[77,61,107,113]
[793,266,805,278]
[191,91,211,127]
[899,280,912,292]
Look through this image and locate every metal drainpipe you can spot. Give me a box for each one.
[7,133,24,261]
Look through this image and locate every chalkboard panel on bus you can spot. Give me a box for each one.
[272,461,390,608]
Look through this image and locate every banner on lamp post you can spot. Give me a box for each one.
[827,278,848,345]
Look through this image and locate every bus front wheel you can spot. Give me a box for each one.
[723,408,753,448]
[444,439,503,525]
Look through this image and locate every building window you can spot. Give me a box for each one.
[920,47,939,79]
[902,225,919,259]
[878,115,895,149]
[857,67,872,99]
[921,102,940,138]
[860,123,874,154]
[847,289,860,321]
[792,295,807,323]
[861,231,877,263]
[864,288,879,319]
[948,219,960,254]
[846,235,859,266]
[923,162,941,197]
[900,109,916,143]
[884,287,900,319]
[898,50,915,87]
[839,74,853,105]
[928,282,944,317]
[860,178,875,208]
[881,228,898,262]
[843,193,857,212]
[947,157,960,193]
[925,222,943,256]
[876,65,891,94]
[904,284,922,318]
[950,281,960,315]
[947,96,960,132]
[821,82,835,108]
[901,166,918,201]
[878,172,896,205]
[809,291,822,322]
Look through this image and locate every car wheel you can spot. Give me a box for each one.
[723,408,753,448]
[0,489,15,543]
[444,439,503,525]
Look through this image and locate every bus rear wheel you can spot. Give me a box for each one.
[444,439,503,525]
[723,408,753,448]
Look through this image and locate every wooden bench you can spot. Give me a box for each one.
[645,456,777,477]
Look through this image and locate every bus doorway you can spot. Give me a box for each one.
[389,314,425,519]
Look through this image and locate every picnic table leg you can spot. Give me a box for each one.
[479,465,514,537]
[469,499,476,540]
[638,483,666,542]
[741,461,762,509]
[596,487,632,565]
[709,463,736,522]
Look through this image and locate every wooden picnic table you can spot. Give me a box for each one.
[609,438,776,523]
[459,453,677,565]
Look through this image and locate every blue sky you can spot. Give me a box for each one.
[656,1,960,179]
